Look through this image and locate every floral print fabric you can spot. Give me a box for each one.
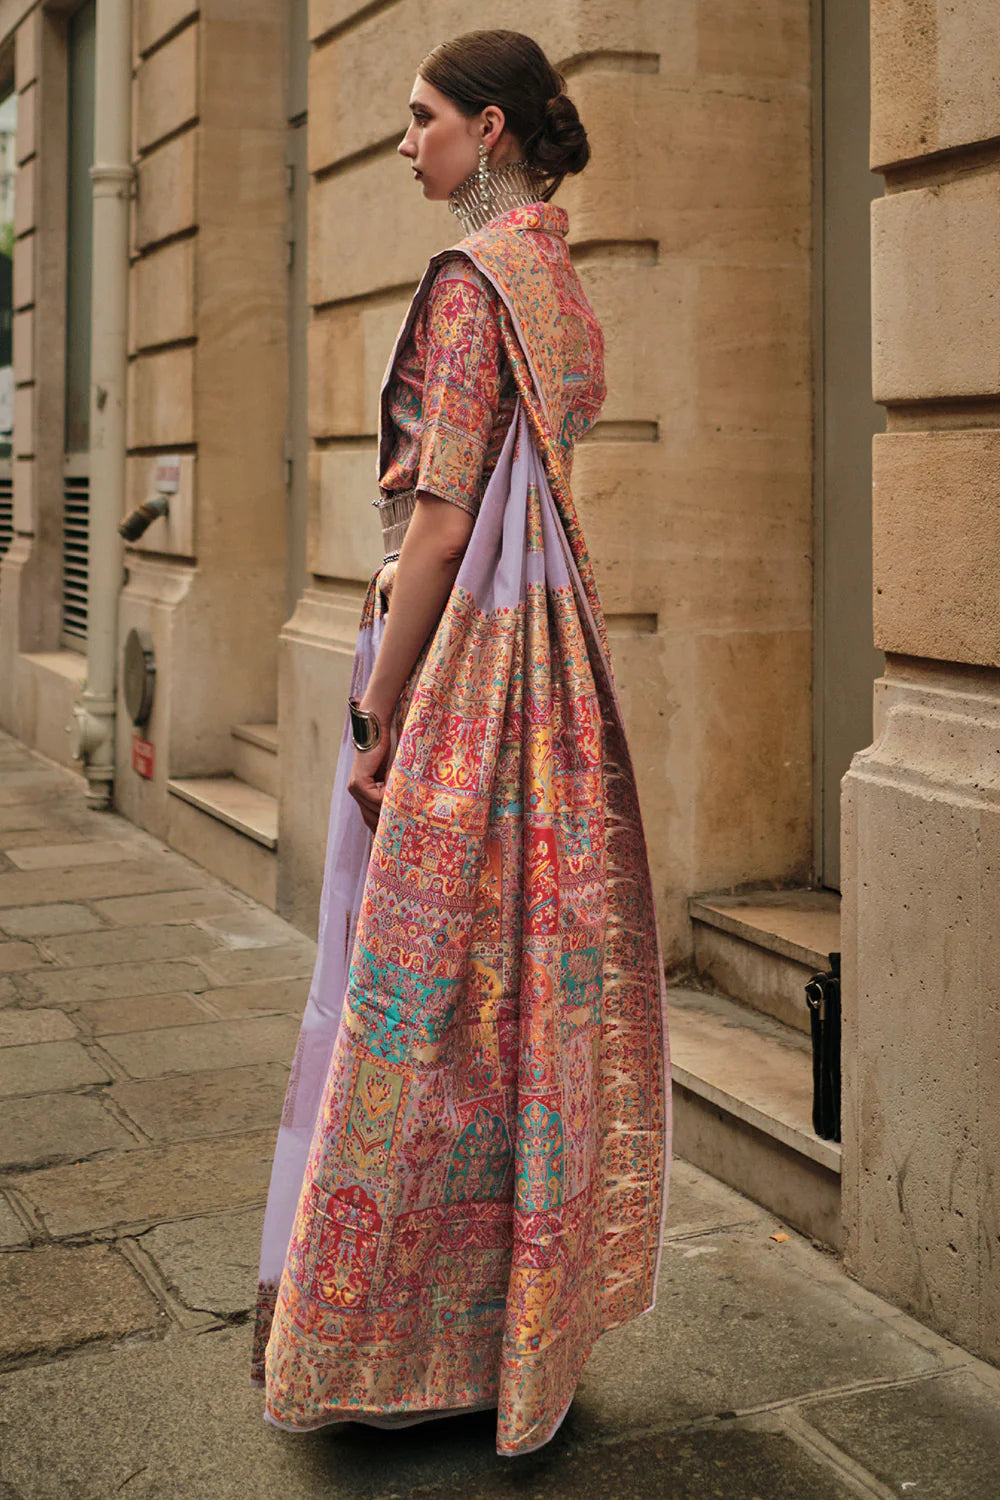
[380,260,518,517]
[253,205,669,1456]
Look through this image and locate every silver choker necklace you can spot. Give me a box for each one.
[448,160,546,235]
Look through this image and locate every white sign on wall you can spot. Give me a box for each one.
[154,455,182,494]
[0,365,14,438]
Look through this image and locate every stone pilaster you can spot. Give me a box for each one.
[842,0,1000,1362]
[116,0,288,837]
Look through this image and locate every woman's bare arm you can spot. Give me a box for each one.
[348,492,475,830]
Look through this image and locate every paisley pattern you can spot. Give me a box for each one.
[380,260,519,515]
[253,203,670,1457]
[462,205,611,659]
[444,1107,512,1204]
[340,1058,405,1178]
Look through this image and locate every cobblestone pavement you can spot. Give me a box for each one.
[2,730,1000,1499]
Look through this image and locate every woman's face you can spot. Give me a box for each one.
[399,76,500,200]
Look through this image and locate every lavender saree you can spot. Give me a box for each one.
[253,205,670,1456]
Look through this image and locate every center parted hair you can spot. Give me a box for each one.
[419,30,590,201]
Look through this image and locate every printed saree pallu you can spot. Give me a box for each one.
[253,232,670,1458]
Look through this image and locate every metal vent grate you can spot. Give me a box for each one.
[0,469,12,569]
[62,473,89,644]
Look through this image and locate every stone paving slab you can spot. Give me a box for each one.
[0,769,75,795]
[2,1157,950,1496]
[0,828,94,852]
[199,976,309,1018]
[0,1327,295,1499]
[0,1244,165,1364]
[5,730,1000,1500]
[572,1222,940,1437]
[16,957,210,1006]
[0,903,105,937]
[139,1206,265,1317]
[0,784,74,810]
[661,1158,767,1238]
[17,1128,276,1236]
[98,1014,300,1078]
[0,1324,865,1500]
[800,1369,1000,1497]
[0,1009,77,1046]
[40,923,221,968]
[0,803,89,834]
[108,1063,290,1143]
[5,839,154,871]
[0,940,46,972]
[196,907,310,950]
[0,1093,137,1170]
[0,863,213,910]
[93,887,250,926]
[0,1040,111,1098]
[406,1424,859,1500]
[73,991,212,1037]
[196,943,316,986]
[0,1196,28,1247]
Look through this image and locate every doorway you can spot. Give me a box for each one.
[63,0,96,649]
[285,0,309,620]
[814,0,886,890]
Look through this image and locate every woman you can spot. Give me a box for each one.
[253,30,670,1457]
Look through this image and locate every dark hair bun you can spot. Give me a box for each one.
[528,91,590,178]
[420,33,591,196]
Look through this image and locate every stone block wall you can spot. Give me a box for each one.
[0,1,289,800]
[0,0,817,948]
[116,0,289,836]
[842,0,1000,1365]
[0,6,85,765]
[281,0,814,942]
[11,8,39,548]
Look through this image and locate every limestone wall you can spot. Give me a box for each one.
[0,7,86,765]
[842,0,1000,1364]
[0,0,289,817]
[116,0,289,836]
[283,0,815,943]
[0,0,816,952]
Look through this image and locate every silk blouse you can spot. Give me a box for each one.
[378,258,519,518]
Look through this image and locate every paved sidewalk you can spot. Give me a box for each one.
[1,730,1000,1499]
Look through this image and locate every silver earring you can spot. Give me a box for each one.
[477,141,491,210]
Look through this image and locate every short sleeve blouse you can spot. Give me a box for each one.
[379,259,518,518]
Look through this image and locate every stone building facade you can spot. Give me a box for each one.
[0,0,995,1371]
[0,0,818,940]
[842,1,1000,1369]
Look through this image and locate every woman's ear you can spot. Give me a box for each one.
[481,104,506,151]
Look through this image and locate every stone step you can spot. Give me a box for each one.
[167,776,278,848]
[230,722,279,798]
[165,776,277,909]
[668,984,841,1249]
[690,889,840,1034]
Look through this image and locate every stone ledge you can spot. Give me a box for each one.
[230,723,278,754]
[166,777,277,850]
[690,889,840,971]
[668,985,841,1174]
[231,725,278,799]
[17,651,86,686]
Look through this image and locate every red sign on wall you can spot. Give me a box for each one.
[132,732,155,779]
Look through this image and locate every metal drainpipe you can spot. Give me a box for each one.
[70,0,133,809]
